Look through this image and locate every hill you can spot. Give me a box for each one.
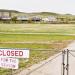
[0,9,19,13]
[0,9,75,18]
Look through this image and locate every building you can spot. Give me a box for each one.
[1,16,11,20]
[42,16,57,23]
[31,16,42,22]
[48,16,57,22]
[16,16,29,23]
[17,16,29,21]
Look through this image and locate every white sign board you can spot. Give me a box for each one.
[0,58,19,69]
[0,49,29,58]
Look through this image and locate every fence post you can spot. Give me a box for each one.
[62,50,65,75]
[66,49,69,75]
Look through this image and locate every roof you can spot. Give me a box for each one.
[31,16,41,20]
[1,16,11,20]
[17,16,29,20]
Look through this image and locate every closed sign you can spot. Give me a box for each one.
[0,49,29,58]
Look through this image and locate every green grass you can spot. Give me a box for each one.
[0,34,72,75]
[0,24,75,75]
[0,34,71,75]
[0,43,65,50]
[0,34,75,42]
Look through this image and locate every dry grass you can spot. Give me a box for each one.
[0,24,75,34]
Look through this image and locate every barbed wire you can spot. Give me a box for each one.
[68,50,75,52]
[69,51,75,57]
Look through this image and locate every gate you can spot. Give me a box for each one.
[62,49,75,75]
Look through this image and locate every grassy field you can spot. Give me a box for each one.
[0,24,75,75]
[0,34,75,42]
[0,24,75,34]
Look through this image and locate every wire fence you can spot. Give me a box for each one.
[25,49,75,75]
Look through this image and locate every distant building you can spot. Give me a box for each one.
[0,16,11,23]
[14,16,29,23]
[17,16,29,21]
[31,16,42,22]
[48,16,57,22]
[1,16,11,20]
[42,18,50,22]
[42,16,57,23]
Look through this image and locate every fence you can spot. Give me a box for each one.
[0,48,75,75]
[62,49,75,75]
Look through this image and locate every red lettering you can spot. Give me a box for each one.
[11,51,14,56]
[7,51,10,56]
[15,51,19,56]
[0,50,2,56]
[19,51,23,56]
[0,50,24,57]
[3,50,6,56]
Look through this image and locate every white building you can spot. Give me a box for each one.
[42,16,57,23]
[48,16,57,22]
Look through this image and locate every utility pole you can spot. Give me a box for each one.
[62,50,65,75]
[66,49,69,75]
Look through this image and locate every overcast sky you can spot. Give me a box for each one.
[0,0,75,14]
